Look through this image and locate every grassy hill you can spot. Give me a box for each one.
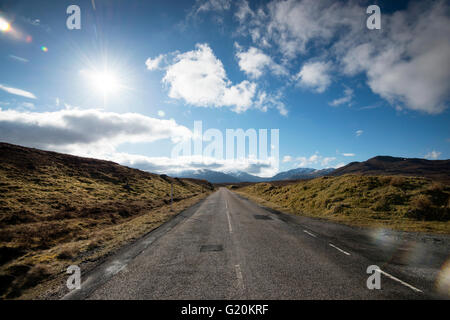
[332,156,450,183]
[0,142,213,299]
[236,175,450,234]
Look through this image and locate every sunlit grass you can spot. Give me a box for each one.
[236,175,450,234]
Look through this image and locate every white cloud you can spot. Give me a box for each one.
[235,45,287,79]
[154,43,285,115]
[115,153,279,178]
[162,44,256,112]
[296,152,336,168]
[235,0,254,23]
[157,110,165,117]
[341,2,450,114]
[195,0,231,13]
[355,130,363,137]
[254,90,287,116]
[329,87,354,107]
[9,55,29,63]
[424,150,441,160]
[241,0,362,58]
[282,155,293,163]
[295,61,331,93]
[0,108,191,154]
[0,84,36,99]
[239,0,450,114]
[341,153,355,157]
[145,54,165,71]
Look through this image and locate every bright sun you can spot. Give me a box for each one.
[91,71,120,93]
[82,69,122,96]
[0,18,11,32]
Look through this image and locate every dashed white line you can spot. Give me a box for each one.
[303,230,317,238]
[329,243,351,256]
[375,268,423,293]
[235,264,245,289]
[225,201,233,233]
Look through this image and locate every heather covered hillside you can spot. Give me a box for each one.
[237,175,450,234]
[0,142,213,299]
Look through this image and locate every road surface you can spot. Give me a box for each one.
[64,187,449,299]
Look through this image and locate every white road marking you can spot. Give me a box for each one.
[329,243,351,256]
[375,268,423,293]
[225,201,233,233]
[303,230,317,238]
[235,264,245,289]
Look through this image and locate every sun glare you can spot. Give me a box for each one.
[0,18,11,32]
[82,69,122,96]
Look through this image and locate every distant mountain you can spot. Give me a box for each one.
[269,168,336,181]
[173,167,333,183]
[225,171,266,182]
[331,156,450,183]
[174,169,241,183]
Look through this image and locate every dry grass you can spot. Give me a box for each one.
[236,175,450,234]
[0,143,214,299]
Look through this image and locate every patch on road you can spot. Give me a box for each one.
[200,245,223,252]
[254,215,272,220]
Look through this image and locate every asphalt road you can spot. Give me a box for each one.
[64,187,449,300]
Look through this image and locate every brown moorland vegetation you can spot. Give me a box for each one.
[0,142,213,299]
[236,175,450,234]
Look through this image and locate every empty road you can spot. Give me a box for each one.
[64,188,449,299]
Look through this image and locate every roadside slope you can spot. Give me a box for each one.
[236,175,450,234]
[0,142,213,299]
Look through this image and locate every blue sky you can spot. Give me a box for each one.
[0,0,449,176]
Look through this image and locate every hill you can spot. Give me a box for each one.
[236,175,450,234]
[332,156,450,183]
[0,142,213,299]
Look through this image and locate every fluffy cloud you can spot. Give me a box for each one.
[295,61,331,93]
[341,2,450,114]
[282,155,293,163]
[161,44,255,112]
[237,0,450,114]
[147,43,285,114]
[0,107,282,176]
[424,150,441,160]
[115,153,278,177]
[0,84,36,99]
[296,153,336,168]
[239,0,362,58]
[235,45,287,78]
[195,0,231,13]
[145,54,165,71]
[0,108,191,154]
[329,87,354,107]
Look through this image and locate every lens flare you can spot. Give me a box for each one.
[436,259,450,297]
[0,17,11,32]
[41,46,48,52]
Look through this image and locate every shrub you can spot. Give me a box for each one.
[390,176,406,187]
